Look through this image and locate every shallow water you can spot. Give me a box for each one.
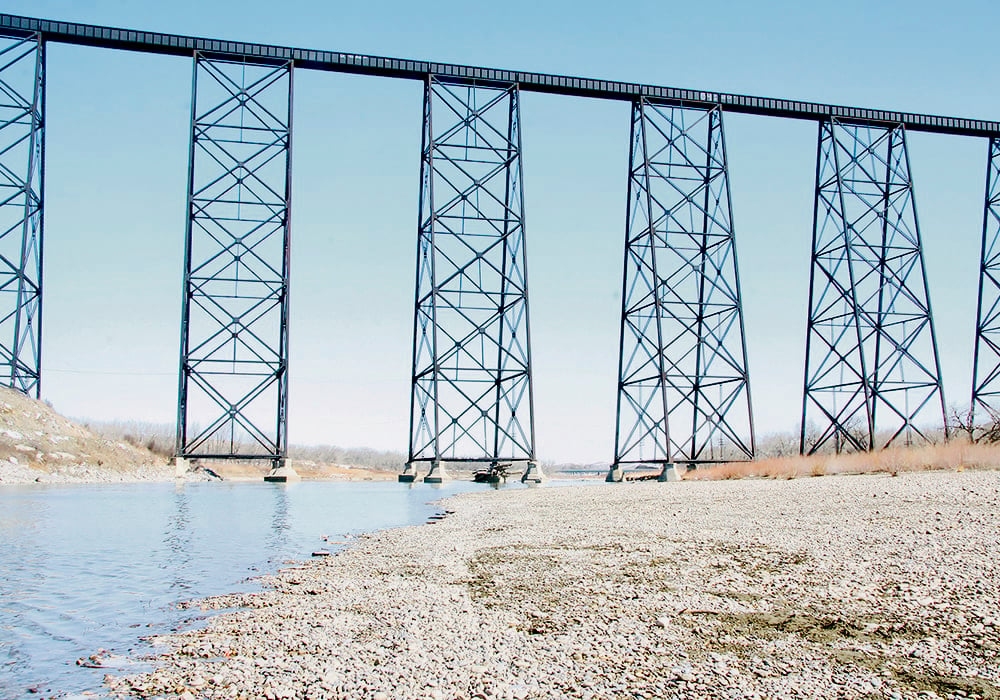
[0,479,503,698]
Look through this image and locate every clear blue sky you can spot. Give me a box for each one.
[7,0,999,462]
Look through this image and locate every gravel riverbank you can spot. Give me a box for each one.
[0,460,176,484]
[109,471,1000,699]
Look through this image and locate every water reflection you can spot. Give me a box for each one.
[267,484,291,555]
[164,485,193,596]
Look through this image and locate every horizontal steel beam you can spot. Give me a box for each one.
[2,12,998,137]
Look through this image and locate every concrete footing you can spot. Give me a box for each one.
[265,463,301,483]
[423,461,449,483]
[172,457,189,479]
[605,465,624,482]
[398,462,418,483]
[657,464,681,482]
[521,461,545,483]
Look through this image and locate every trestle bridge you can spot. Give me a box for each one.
[2,14,1000,482]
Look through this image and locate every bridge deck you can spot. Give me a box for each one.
[1,12,998,138]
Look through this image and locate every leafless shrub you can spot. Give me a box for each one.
[288,444,405,470]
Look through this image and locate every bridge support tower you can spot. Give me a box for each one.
[176,52,294,474]
[609,100,754,481]
[972,138,1000,423]
[0,30,44,398]
[405,76,538,483]
[801,119,946,454]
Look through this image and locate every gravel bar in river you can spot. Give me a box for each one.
[109,470,1000,700]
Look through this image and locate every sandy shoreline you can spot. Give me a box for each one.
[108,471,1000,699]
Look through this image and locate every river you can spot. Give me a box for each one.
[0,479,515,698]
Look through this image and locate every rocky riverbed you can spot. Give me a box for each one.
[108,471,1000,699]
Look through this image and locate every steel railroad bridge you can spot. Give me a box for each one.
[3,13,1000,482]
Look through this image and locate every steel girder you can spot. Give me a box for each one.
[801,119,946,454]
[611,99,754,476]
[407,76,536,467]
[176,53,293,464]
[972,138,1000,419]
[0,31,43,398]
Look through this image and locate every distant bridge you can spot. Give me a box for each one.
[2,13,1000,482]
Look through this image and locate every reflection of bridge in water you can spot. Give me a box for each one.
[2,14,1000,483]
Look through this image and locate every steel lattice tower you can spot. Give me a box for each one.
[972,139,1000,419]
[404,76,538,482]
[176,53,293,466]
[609,100,754,481]
[0,31,43,398]
[801,119,946,454]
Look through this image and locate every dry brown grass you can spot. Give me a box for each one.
[686,441,1000,481]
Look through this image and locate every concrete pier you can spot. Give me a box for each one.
[423,461,449,483]
[398,462,418,483]
[172,457,189,479]
[521,461,545,483]
[657,464,681,482]
[265,462,301,482]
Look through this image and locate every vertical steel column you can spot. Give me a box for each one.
[0,31,43,398]
[802,119,946,454]
[610,99,754,480]
[176,53,293,466]
[972,138,1000,420]
[406,76,535,479]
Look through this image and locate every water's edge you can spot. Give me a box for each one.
[0,480,505,698]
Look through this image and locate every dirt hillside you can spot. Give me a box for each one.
[0,386,170,484]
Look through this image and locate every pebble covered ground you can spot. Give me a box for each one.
[109,470,1000,699]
